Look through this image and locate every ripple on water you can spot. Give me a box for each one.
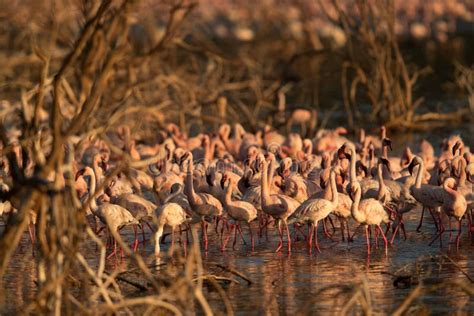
[1,207,473,314]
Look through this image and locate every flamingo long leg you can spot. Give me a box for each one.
[107,238,117,259]
[145,221,155,233]
[28,223,35,246]
[95,226,105,236]
[365,225,371,255]
[401,220,407,240]
[416,207,425,232]
[248,222,254,251]
[285,221,292,253]
[429,217,445,247]
[220,221,226,247]
[314,222,321,253]
[293,224,307,242]
[390,221,400,245]
[236,224,246,245]
[184,224,189,256]
[455,219,462,249]
[232,223,238,249]
[214,216,220,234]
[377,224,389,256]
[170,227,176,254]
[132,225,139,251]
[322,219,331,238]
[384,222,391,237]
[275,221,283,253]
[345,220,351,241]
[308,223,315,253]
[349,224,362,242]
[201,220,209,251]
[339,218,345,242]
[327,216,336,234]
[141,223,146,244]
[258,213,264,239]
[429,208,440,231]
[178,224,182,245]
[374,227,379,249]
[221,224,235,251]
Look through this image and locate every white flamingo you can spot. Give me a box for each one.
[349,180,390,255]
[220,172,258,251]
[289,167,341,253]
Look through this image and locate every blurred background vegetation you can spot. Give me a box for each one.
[0,0,473,136]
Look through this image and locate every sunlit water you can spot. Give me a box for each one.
[1,208,473,314]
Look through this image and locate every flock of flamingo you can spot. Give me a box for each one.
[0,124,473,258]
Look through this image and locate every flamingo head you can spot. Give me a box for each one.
[348,182,361,201]
[278,158,292,178]
[205,169,214,187]
[407,156,422,175]
[218,124,231,139]
[356,161,368,178]
[75,168,86,180]
[179,151,192,167]
[443,177,458,190]
[452,141,463,156]
[382,138,393,151]
[220,172,228,189]
[337,144,351,160]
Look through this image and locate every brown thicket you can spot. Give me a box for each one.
[454,61,474,116]
[319,0,471,130]
[0,1,239,314]
[1,1,472,136]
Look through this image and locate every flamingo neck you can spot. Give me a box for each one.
[443,183,458,199]
[165,184,182,203]
[367,152,374,172]
[323,180,332,200]
[224,182,233,206]
[415,158,424,188]
[235,125,244,139]
[383,163,394,181]
[351,187,362,222]
[261,161,272,207]
[184,158,198,205]
[164,149,172,173]
[329,171,338,205]
[238,169,251,193]
[359,130,365,143]
[268,159,277,188]
[349,147,357,184]
[305,143,313,156]
[458,158,467,186]
[88,167,98,211]
[377,162,387,201]
[221,130,231,149]
[92,160,104,196]
[203,139,212,161]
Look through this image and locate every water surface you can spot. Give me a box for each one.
[1,209,473,315]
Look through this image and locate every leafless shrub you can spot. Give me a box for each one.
[454,61,474,117]
[0,1,238,313]
[318,0,471,130]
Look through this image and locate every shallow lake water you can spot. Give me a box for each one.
[1,208,473,315]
